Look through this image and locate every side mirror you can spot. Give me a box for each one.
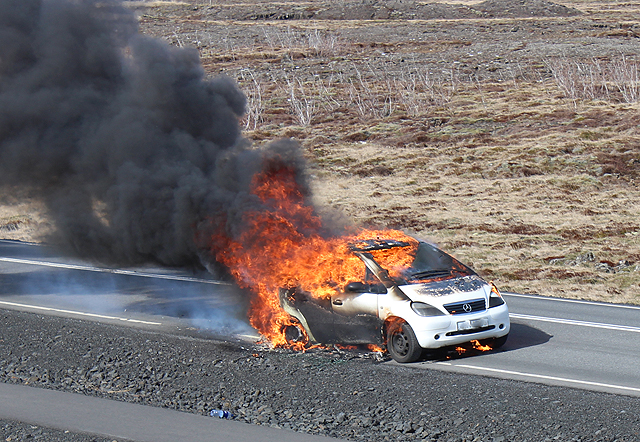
[345,281,368,293]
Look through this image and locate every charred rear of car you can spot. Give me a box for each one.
[278,239,510,363]
[279,288,383,346]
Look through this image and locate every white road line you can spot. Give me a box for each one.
[510,313,640,333]
[503,292,640,310]
[236,333,262,340]
[0,300,162,325]
[435,362,640,394]
[0,239,39,246]
[0,257,230,285]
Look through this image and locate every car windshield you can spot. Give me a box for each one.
[403,242,475,282]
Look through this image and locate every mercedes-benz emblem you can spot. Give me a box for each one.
[463,303,472,313]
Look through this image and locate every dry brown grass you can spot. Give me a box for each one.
[0,187,52,243]
[3,0,639,304]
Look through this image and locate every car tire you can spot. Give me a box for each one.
[386,320,423,363]
[480,333,509,350]
[283,321,308,346]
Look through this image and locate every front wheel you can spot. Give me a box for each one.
[386,320,423,363]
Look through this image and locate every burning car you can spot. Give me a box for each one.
[279,239,510,363]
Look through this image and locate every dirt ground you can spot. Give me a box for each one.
[2,0,639,304]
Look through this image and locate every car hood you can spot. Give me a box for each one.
[398,275,489,303]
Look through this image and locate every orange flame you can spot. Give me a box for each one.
[452,340,492,357]
[204,165,416,348]
[471,340,493,351]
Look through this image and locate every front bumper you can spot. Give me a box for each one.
[410,304,510,349]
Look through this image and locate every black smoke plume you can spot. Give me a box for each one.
[0,0,312,269]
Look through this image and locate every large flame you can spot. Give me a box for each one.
[205,164,416,348]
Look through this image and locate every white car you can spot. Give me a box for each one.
[279,238,510,362]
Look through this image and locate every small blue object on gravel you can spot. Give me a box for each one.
[209,409,233,419]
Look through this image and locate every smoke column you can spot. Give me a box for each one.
[0,0,312,270]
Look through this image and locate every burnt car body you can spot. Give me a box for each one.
[279,239,510,363]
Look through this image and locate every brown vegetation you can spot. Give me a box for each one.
[2,0,639,304]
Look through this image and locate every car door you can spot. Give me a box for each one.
[329,265,384,344]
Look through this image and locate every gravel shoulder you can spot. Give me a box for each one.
[0,420,118,442]
[0,381,338,442]
[1,309,638,442]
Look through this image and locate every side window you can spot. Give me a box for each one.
[345,265,387,294]
[364,266,387,294]
[364,266,377,283]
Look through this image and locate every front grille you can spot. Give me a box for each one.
[443,298,486,315]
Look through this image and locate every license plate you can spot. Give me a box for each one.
[457,318,489,331]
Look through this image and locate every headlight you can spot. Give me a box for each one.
[489,282,505,307]
[411,302,445,316]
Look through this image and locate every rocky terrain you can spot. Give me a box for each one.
[184,0,582,21]
[1,309,639,442]
[1,421,114,442]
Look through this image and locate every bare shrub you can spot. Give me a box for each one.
[501,62,526,88]
[285,74,318,126]
[610,55,640,103]
[395,72,423,117]
[314,73,342,113]
[344,63,463,120]
[262,26,345,57]
[307,28,345,57]
[274,63,466,123]
[434,66,462,104]
[263,26,297,51]
[546,56,640,105]
[345,65,395,120]
[545,58,610,106]
[237,69,264,130]
[393,67,462,116]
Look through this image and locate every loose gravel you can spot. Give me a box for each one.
[1,308,639,442]
[1,420,117,442]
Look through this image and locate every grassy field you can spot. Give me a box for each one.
[2,0,639,304]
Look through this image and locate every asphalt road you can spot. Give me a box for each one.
[1,238,639,402]
[421,292,640,397]
[0,239,259,339]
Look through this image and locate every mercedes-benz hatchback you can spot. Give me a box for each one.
[279,238,510,362]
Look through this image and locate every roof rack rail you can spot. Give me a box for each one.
[349,239,411,252]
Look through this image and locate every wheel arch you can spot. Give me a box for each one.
[385,316,423,363]
[382,315,405,343]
